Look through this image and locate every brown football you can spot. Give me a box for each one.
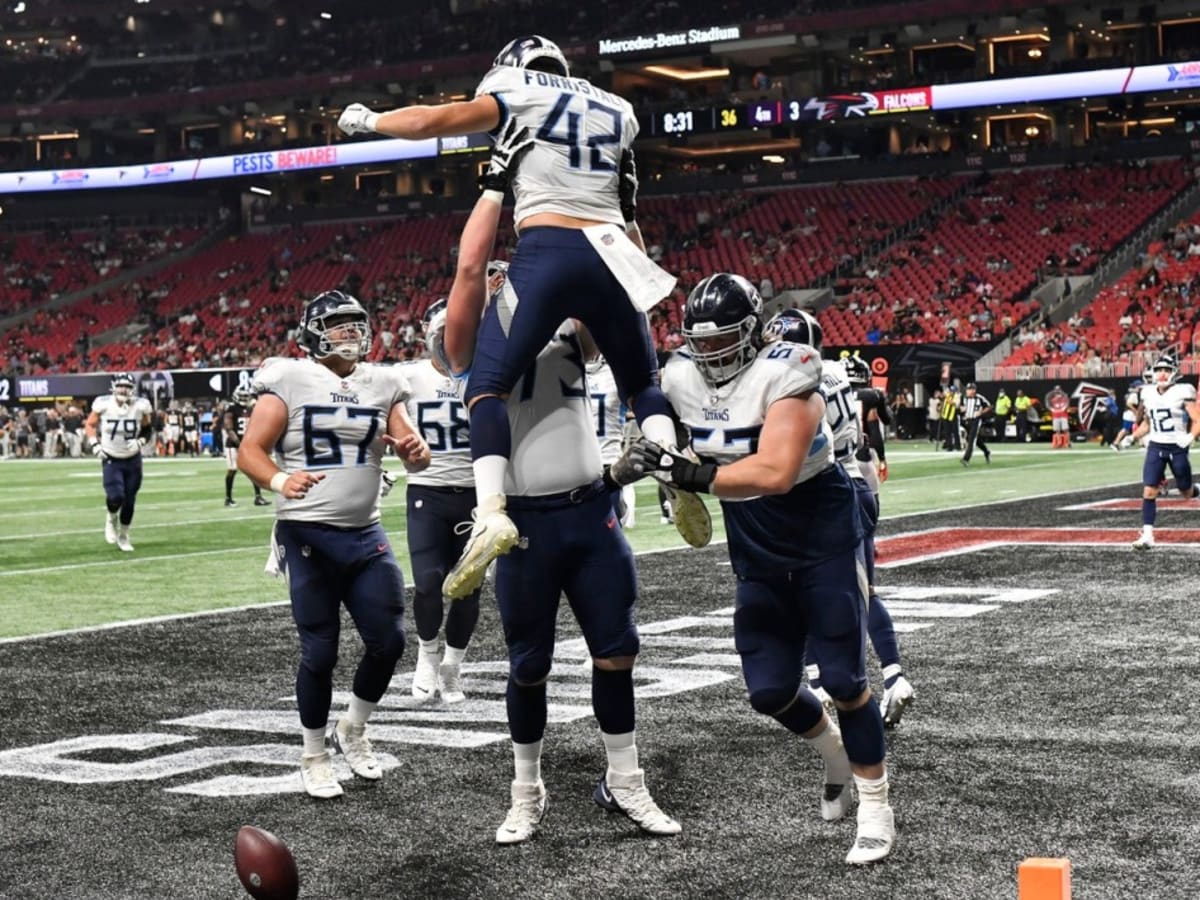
[234,825,300,900]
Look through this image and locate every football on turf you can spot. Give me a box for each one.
[234,825,300,900]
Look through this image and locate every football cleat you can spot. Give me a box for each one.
[104,512,118,545]
[254,495,271,507]
[495,780,547,845]
[1132,531,1155,550]
[331,718,381,780]
[116,530,134,553]
[443,496,520,600]
[881,676,915,729]
[300,751,344,799]
[411,646,440,701]
[438,662,466,704]
[821,780,855,823]
[224,498,237,507]
[593,770,681,836]
[655,478,712,548]
[845,802,895,865]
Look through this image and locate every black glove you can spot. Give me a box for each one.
[609,436,665,485]
[663,447,718,494]
[479,118,534,193]
[618,148,638,224]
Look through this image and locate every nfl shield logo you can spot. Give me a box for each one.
[601,233,615,246]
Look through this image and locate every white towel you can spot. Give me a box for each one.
[583,224,677,312]
[264,524,284,580]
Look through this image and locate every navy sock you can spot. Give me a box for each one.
[444,595,480,649]
[225,470,235,499]
[837,699,887,767]
[1142,498,1156,527]
[591,666,636,735]
[506,677,548,745]
[469,396,511,461]
[772,687,824,736]
[868,596,902,674]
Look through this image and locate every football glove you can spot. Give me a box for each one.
[91,442,105,458]
[478,118,534,193]
[380,470,398,499]
[609,436,666,486]
[337,102,380,136]
[618,148,638,224]
[661,447,718,494]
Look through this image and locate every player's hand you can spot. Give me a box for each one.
[619,148,638,223]
[385,433,431,471]
[91,442,105,458]
[878,459,889,482]
[281,471,325,499]
[662,446,718,494]
[337,102,379,136]
[610,436,666,485]
[478,118,533,193]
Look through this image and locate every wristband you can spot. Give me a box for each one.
[269,472,289,494]
[364,111,380,132]
[481,189,504,205]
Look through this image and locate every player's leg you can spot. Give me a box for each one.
[961,420,975,464]
[492,507,562,844]
[563,492,679,836]
[735,575,853,823]
[804,546,894,864]
[224,447,238,506]
[275,521,345,799]
[1168,447,1198,500]
[337,523,407,782]
[251,472,269,506]
[100,457,124,545]
[1134,447,1168,549]
[115,457,142,552]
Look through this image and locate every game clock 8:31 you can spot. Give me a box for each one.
[658,108,715,135]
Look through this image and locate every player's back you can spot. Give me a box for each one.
[819,360,863,480]
[252,357,411,527]
[401,359,473,488]
[475,66,637,227]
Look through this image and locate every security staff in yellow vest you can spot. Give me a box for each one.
[993,389,1012,442]
[1013,389,1032,443]
[939,387,961,451]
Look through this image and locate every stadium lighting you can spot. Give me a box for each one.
[13,2,26,14]
[249,186,271,196]
[643,64,730,81]
[320,11,332,19]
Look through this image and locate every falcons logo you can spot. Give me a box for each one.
[1071,381,1111,431]
[804,93,879,120]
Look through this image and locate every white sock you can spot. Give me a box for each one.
[107,510,118,524]
[472,455,509,505]
[512,739,542,785]
[418,637,440,659]
[853,771,890,810]
[346,694,376,727]
[443,644,467,667]
[602,730,640,776]
[804,719,851,784]
[620,484,636,527]
[302,726,327,756]
[118,525,130,538]
[639,414,677,450]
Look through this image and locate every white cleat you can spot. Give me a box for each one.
[821,780,855,822]
[495,780,547,845]
[438,662,466,704]
[443,497,520,600]
[300,751,344,799]
[846,803,896,865]
[331,718,381,780]
[594,770,681,836]
[882,676,915,729]
[104,513,118,545]
[654,478,712,548]
[411,646,440,702]
[1131,531,1154,550]
[116,530,134,553]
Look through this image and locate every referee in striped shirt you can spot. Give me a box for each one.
[960,383,992,466]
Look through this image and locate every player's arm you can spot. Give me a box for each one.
[444,194,505,374]
[864,407,888,481]
[239,394,324,500]
[137,410,154,447]
[84,409,100,443]
[1130,404,1150,443]
[1187,398,1200,442]
[223,410,240,444]
[384,402,432,473]
[338,96,500,140]
[708,394,824,498]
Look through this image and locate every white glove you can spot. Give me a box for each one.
[338,103,380,136]
[380,470,398,498]
[91,442,105,458]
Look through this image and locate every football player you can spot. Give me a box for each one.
[587,356,636,527]
[239,290,431,799]
[401,298,480,704]
[181,403,200,457]
[1129,351,1200,549]
[338,34,687,599]
[224,388,270,507]
[163,405,182,457]
[626,277,896,864]
[84,372,154,552]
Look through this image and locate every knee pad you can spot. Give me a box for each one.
[510,652,552,688]
[819,666,869,704]
[748,682,803,718]
[369,623,406,667]
[300,635,339,678]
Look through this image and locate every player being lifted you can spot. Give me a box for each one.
[84,372,153,552]
[620,276,897,864]
[338,34,690,600]
[1130,351,1200,549]
[239,290,432,799]
[224,388,270,507]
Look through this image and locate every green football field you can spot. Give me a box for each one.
[0,440,1146,639]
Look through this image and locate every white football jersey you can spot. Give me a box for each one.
[507,319,603,496]
[92,394,152,459]
[1139,380,1197,448]
[818,359,863,481]
[475,66,638,228]
[252,358,411,527]
[400,359,474,489]
[585,360,625,465]
[662,340,834,498]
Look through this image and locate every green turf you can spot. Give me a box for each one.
[0,441,1145,637]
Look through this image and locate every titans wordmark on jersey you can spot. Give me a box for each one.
[475,66,638,227]
[401,359,474,489]
[1139,381,1198,448]
[93,394,153,459]
[252,358,411,528]
[506,320,603,497]
[585,360,625,465]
